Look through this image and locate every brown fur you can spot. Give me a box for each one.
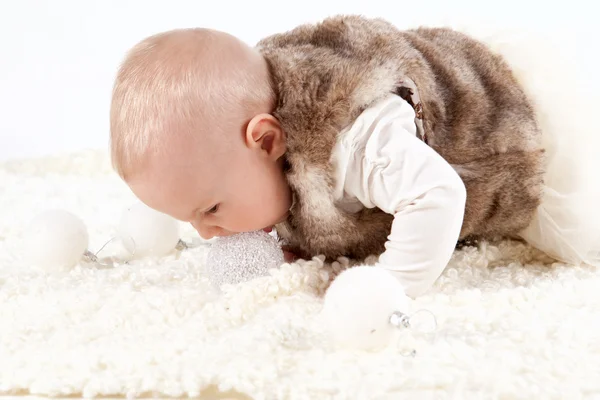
[256,15,545,262]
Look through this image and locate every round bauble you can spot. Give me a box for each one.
[321,266,410,351]
[118,202,180,258]
[22,209,89,271]
[205,230,284,288]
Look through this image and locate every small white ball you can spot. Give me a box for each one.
[321,266,410,351]
[22,209,89,271]
[118,202,180,258]
[205,230,284,288]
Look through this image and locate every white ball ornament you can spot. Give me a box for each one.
[205,230,285,288]
[117,202,180,258]
[22,209,89,271]
[321,266,411,351]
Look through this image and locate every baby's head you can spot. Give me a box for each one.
[110,28,292,239]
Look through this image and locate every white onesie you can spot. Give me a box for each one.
[330,93,467,298]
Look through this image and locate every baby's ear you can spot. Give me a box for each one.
[245,113,286,159]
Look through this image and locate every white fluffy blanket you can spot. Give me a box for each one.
[1,150,599,400]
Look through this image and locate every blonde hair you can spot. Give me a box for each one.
[110,28,275,179]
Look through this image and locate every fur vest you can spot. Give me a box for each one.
[256,15,545,262]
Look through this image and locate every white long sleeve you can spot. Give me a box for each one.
[331,94,467,298]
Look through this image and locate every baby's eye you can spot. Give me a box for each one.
[207,204,219,214]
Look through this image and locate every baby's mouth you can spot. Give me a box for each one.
[263,227,273,233]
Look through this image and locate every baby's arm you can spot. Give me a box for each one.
[346,98,467,298]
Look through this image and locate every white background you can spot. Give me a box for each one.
[1,0,598,161]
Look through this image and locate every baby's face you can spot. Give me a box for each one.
[127,118,292,240]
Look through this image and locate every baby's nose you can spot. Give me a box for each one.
[191,221,218,240]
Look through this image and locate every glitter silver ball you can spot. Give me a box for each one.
[205,230,285,288]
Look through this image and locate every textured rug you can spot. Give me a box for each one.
[1,149,600,400]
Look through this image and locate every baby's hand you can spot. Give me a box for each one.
[281,245,300,262]
[262,227,298,262]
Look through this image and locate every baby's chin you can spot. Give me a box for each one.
[274,212,289,225]
[262,213,289,232]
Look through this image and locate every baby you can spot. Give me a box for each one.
[110,15,600,298]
